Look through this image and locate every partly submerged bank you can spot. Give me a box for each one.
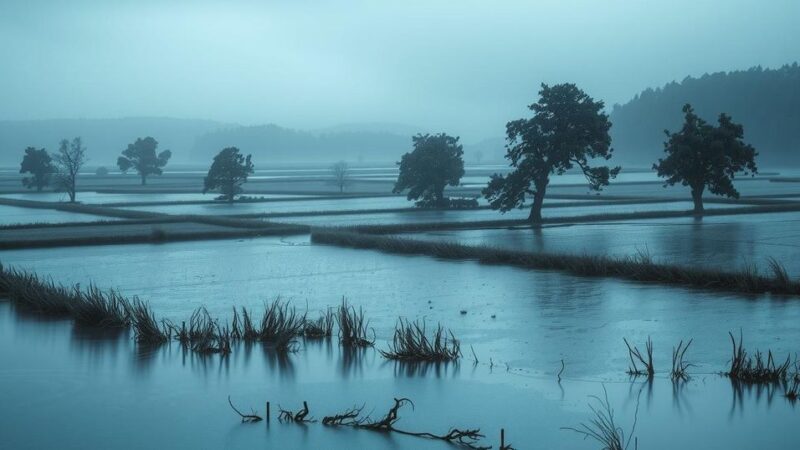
[311,229,800,296]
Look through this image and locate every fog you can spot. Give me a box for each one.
[1,0,798,142]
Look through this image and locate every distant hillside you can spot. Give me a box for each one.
[0,117,227,167]
[610,63,800,168]
[192,124,415,164]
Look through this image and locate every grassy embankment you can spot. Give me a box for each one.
[310,229,800,296]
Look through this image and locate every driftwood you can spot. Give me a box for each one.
[228,396,263,423]
[278,401,315,423]
[324,397,490,449]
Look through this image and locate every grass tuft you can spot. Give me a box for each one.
[379,318,461,362]
[725,331,791,383]
[337,298,374,347]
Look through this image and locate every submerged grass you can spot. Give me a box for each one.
[337,298,374,347]
[725,331,792,383]
[304,307,335,338]
[380,318,461,362]
[310,230,800,296]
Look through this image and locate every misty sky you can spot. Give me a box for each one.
[1,0,798,141]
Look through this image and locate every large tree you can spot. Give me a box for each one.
[484,83,620,222]
[654,104,758,213]
[117,137,172,185]
[393,133,464,207]
[53,137,86,203]
[203,147,254,202]
[19,147,55,191]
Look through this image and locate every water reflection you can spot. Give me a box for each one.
[388,360,461,378]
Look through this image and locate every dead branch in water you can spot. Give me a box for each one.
[324,397,491,449]
[278,401,315,423]
[228,396,263,423]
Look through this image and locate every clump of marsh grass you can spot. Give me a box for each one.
[2,268,74,316]
[670,339,693,381]
[258,299,305,351]
[785,373,800,401]
[562,386,639,450]
[230,307,260,341]
[130,298,170,344]
[337,299,374,347]
[71,285,131,328]
[767,257,791,290]
[304,307,335,338]
[170,307,231,354]
[725,331,791,383]
[379,318,461,362]
[623,337,654,378]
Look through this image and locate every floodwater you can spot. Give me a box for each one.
[408,211,800,277]
[0,192,305,205]
[268,200,742,227]
[2,237,799,379]
[2,301,798,450]
[0,204,118,226]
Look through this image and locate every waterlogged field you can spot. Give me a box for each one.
[267,200,743,227]
[0,204,120,225]
[2,238,800,449]
[407,211,800,276]
[0,191,306,204]
[2,304,798,450]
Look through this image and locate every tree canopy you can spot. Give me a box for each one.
[483,83,620,222]
[203,147,254,202]
[19,147,55,191]
[53,137,86,203]
[654,104,758,212]
[393,133,464,207]
[117,137,171,185]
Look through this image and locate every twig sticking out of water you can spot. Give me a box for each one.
[670,339,693,381]
[278,401,315,423]
[624,337,654,378]
[558,359,565,382]
[228,396,263,423]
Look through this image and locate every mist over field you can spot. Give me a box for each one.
[2,2,800,450]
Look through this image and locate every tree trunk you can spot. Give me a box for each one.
[435,185,446,208]
[141,175,147,186]
[691,187,704,214]
[529,181,548,223]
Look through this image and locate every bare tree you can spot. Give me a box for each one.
[330,160,350,193]
[53,137,87,203]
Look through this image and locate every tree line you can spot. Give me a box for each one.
[18,83,759,214]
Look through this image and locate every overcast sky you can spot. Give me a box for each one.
[1,0,798,140]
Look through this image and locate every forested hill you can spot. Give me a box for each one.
[190,124,412,164]
[610,64,800,168]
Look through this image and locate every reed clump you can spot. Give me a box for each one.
[304,308,335,338]
[258,299,306,351]
[379,318,461,362]
[670,339,693,381]
[130,298,171,344]
[725,331,792,383]
[337,299,374,347]
[623,337,654,378]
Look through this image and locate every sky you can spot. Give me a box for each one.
[0,0,798,141]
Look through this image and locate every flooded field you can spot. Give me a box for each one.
[407,211,800,276]
[0,204,118,225]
